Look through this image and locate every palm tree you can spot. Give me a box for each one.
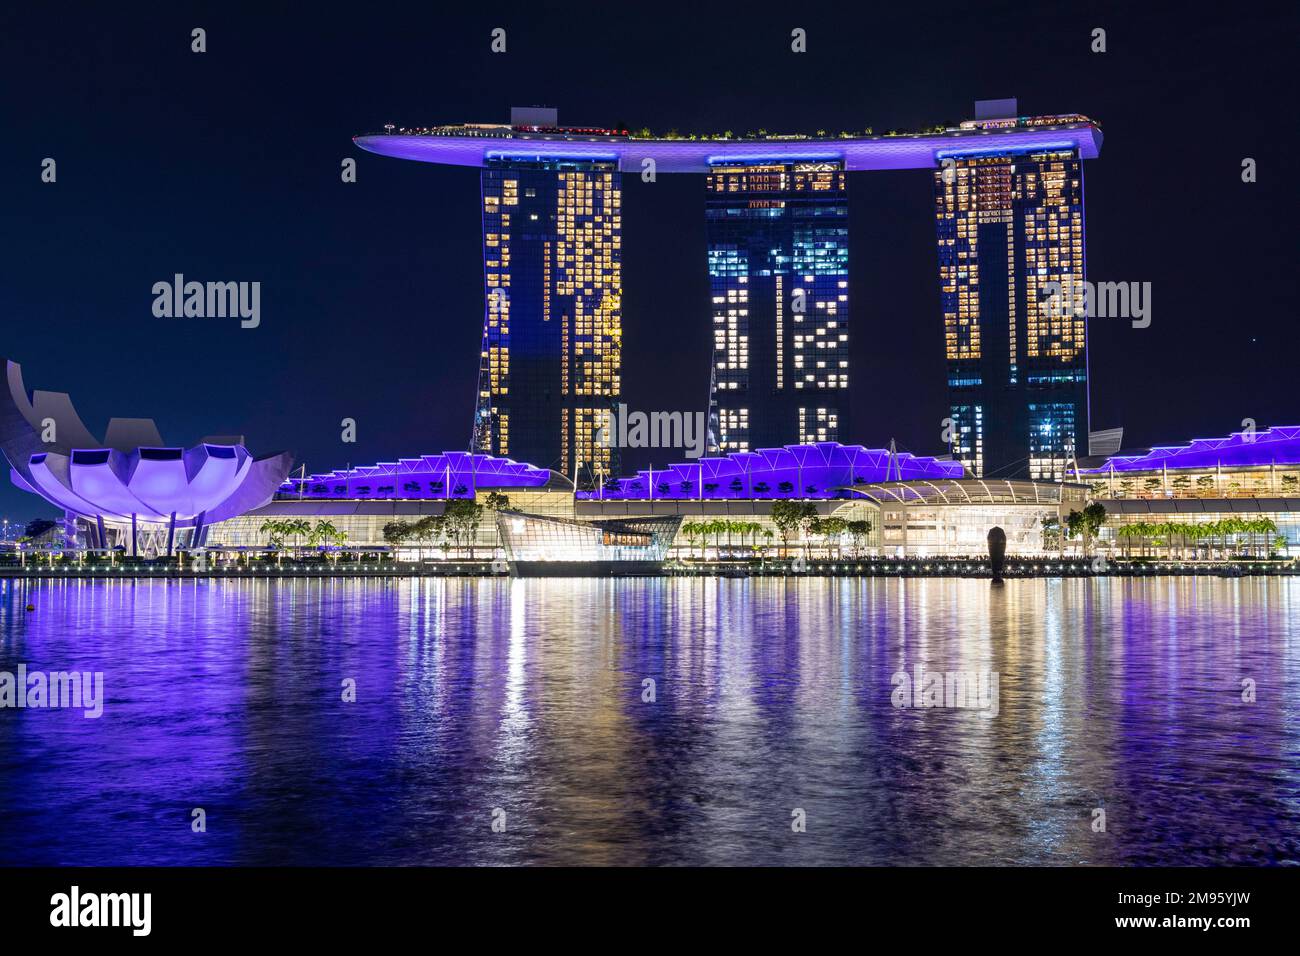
[309,520,340,558]
[260,518,286,550]
[310,520,345,563]
[680,521,705,560]
[1221,517,1244,557]
[328,528,349,563]
[1248,517,1277,558]
[1116,523,1134,558]
[281,518,311,556]
[709,519,726,559]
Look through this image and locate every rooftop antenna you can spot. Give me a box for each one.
[470,319,493,453]
[887,438,901,482]
[705,346,721,453]
[1065,435,1080,485]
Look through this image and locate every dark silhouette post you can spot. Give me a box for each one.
[987,526,1006,585]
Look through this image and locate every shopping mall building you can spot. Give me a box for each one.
[1080,425,1300,558]
[205,441,1087,561]
[161,427,1300,562]
[4,357,1295,564]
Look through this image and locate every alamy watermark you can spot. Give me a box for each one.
[891,665,999,718]
[1038,278,1151,329]
[598,403,707,459]
[152,274,260,328]
[0,665,104,718]
[50,886,150,936]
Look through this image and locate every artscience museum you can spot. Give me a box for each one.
[1,358,292,555]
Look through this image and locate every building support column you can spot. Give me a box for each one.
[900,504,909,558]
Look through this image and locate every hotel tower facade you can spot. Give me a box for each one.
[934,110,1089,479]
[706,161,850,453]
[472,121,622,484]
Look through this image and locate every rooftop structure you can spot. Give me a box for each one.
[578,441,964,500]
[281,450,554,499]
[354,113,1102,173]
[1082,426,1300,474]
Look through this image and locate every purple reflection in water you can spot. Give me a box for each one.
[0,576,1296,865]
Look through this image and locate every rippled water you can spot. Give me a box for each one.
[0,576,1297,866]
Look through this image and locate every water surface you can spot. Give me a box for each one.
[1,576,1296,865]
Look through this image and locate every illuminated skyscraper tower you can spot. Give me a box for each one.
[474,156,622,483]
[356,101,1100,475]
[706,161,849,452]
[934,110,1088,479]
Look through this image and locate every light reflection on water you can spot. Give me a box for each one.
[0,576,1297,865]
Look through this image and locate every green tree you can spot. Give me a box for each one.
[1066,504,1108,557]
[817,517,848,558]
[444,499,484,559]
[846,518,872,557]
[1081,503,1107,556]
[412,515,444,558]
[770,500,802,557]
[795,502,819,558]
[382,520,413,557]
[1041,515,1062,553]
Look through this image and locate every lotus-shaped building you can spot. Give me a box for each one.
[1,358,292,553]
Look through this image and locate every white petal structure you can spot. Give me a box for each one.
[1,358,292,527]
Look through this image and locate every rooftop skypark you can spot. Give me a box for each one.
[363,111,1098,143]
[355,108,1102,173]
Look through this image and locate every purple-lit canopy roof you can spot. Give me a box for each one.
[1,358,292,524]
[1082,426,1300,474]
[579,443,964,500]
[355,120,1102,174]
[282,451,552,499]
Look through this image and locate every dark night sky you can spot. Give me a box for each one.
[1,1,1296,522]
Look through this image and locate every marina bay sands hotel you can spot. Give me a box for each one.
[354,100,1103,484]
